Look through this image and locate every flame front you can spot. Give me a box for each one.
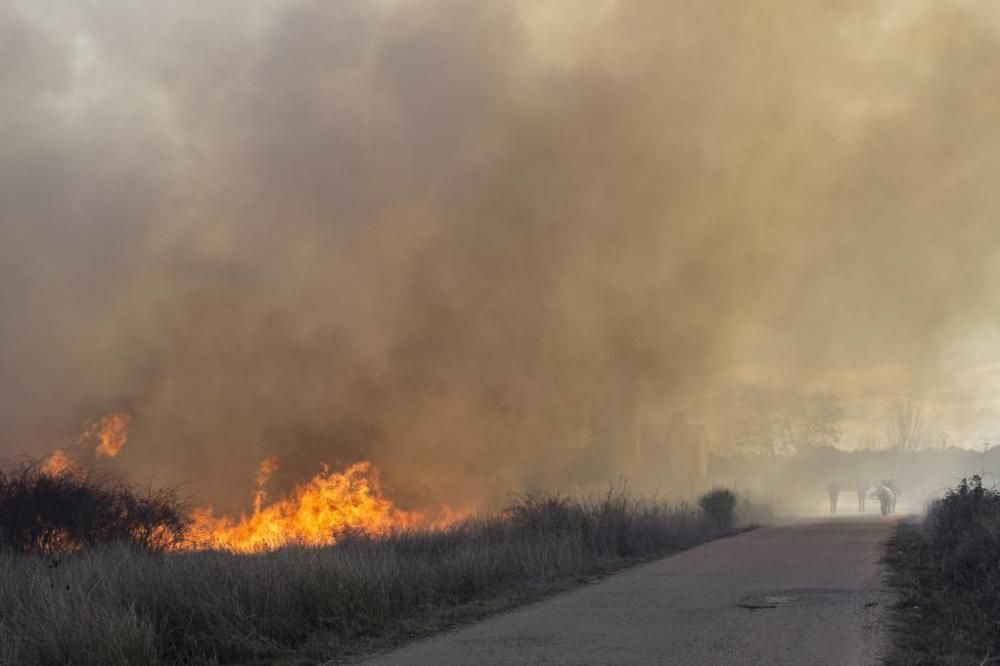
[190,460,459,552]
[79,412,130,458]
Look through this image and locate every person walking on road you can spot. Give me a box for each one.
[876,484,895,515]
[827,480,840,514]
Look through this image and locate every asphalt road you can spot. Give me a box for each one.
[363,516,898,666]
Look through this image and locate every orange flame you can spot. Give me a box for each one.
[189,460,466,552]
[253,456,281,513]
[79,412,130,458]
[256,456,281,487]
[41,449,75,476]
[45,414,467,553]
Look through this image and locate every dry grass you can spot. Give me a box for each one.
[885,476,1000,665]
[0,486,751,665]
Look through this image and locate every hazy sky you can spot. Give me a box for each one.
[3,1,1000,505]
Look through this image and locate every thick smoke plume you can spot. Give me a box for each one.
[3,1,1000,508]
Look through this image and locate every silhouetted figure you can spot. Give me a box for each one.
[886,479,900,512]
[876,485,895,515]
[827,480,840,514]
[856,480,869,512]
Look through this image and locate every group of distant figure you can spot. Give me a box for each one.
[826,479,899,516]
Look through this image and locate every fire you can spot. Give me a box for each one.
[41,412,466,552]
[253,456,281,513]
[41,449,75,476]
[255,456,281,487]
[79,412,130,458]
[36,412,130,476]
[190,460,465,552]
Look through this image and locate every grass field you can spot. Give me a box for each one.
[885,476,1000,665]
[0,485,758,665]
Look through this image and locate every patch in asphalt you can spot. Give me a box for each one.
[737,588,859,610]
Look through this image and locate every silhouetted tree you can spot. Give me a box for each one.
[732,386,843,456]
[885,399,926,452]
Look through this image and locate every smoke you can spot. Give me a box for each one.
[3,1,1000,507]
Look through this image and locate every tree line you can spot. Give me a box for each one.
[729,387,932,456]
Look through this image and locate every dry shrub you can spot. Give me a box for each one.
[924,475,1000,588]
[698,487,736,533]
[0,461,189,556]
[887,476,1000,664]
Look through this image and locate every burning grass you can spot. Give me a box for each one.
[0,476,750,665]
[188,460,465,553]
[29,409,468,553]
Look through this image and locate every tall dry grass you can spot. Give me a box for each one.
[0,486,749,665]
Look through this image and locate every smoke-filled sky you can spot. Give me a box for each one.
[3,0,1000,506]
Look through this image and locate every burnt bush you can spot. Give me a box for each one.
[0,461,189,555]
[699,487,736,533]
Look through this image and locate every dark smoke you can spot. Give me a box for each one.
[3,1,1000,508]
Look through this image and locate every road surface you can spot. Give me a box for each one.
[363,516,897,665]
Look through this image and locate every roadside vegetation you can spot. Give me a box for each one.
[0,461,188,555]
[0,462,758,665]
[886,475,1000,665]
